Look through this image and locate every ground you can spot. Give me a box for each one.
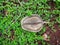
[0,0,60,45]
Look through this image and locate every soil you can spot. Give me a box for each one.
[39,0,60,45]
[1,0,59,45]
[37,22,60,45]
[10,29,15,40]
[47,0,56,11]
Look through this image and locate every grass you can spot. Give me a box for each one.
[0,0,60,45]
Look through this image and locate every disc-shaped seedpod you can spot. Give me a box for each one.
[21,14,49,32]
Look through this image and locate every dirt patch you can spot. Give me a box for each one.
[38,40,42,45]
[47,0,56,11]
[54,23,60,30]
[50,14,59,22]
[42,22,60,45]
[24,0,28,2]
[10,29,15,40]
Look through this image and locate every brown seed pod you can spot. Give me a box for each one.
[21,14,49,32]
